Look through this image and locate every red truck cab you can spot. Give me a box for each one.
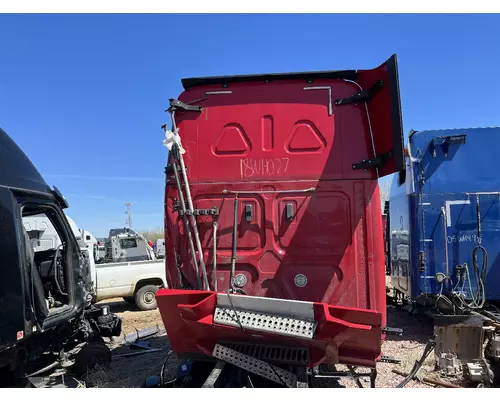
[157,55,404,370]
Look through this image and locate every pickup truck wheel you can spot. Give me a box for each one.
[135,285,159,311]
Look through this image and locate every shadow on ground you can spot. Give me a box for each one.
[100,299,142,313]
[87,335,173,388]
[385,305,434,344]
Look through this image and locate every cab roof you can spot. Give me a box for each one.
[0,127,52,195]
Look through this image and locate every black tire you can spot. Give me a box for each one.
[72,342,111,378]
[123,296,135,304]
[134,284,159,311]
[89,335,105,344]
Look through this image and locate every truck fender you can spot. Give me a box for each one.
[131,274,167,293]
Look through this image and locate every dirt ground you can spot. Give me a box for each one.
[86,298,168,388]
[99,298,165,335]
[90,298,466,388]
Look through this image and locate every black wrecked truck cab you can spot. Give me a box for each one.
[0,127,121,383]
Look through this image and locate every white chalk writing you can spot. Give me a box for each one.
[240,158,290,178]
[447,234,482,244]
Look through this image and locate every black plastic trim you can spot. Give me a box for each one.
[52,186,69,209]
[181,70,358,90]
[386,54,405,173]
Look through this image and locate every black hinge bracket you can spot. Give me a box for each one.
[430,134,467,158]
[180,207,219,217]
[165,164,174,174]
[172,200,184,212]
[378,355,401,364]
[383,200,390,215]
[165,164,188,175]
[335,80,384,106]
[381,326,403,336]
[167,98,203,113]
[173,201,219,217]
[352,149,394,170]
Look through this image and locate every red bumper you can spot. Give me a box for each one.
[156,288,383,368]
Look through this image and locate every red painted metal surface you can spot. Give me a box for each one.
[156,289,382,367]
[158,55,404,368]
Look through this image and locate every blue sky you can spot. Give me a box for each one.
[1,14,499,237]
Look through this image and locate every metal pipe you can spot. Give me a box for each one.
[440,206,450,280]
[466,191,500,196]
[395,339,435,388]
[26,361,60,377]
[123,325,162,344]
[171,112,210,291]
[229,194,239,291]
[392,369,460,388]
[347,366,365,388]
[343,80,378,179]
[473,194,487,307]
[172,161,202,290]
[313,373,371,378]
[313,366,372,379]
[213,220,218,291]
[202,360,226,388]
[114,348,163,358]
[420,190,428,293]
[476,195,482,240]
[223,187,315,195]
[422,376,460,389]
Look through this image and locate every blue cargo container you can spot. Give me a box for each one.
[388,127,500,309]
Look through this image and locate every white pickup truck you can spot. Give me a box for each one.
[94,259,167,311]
[93,230,168,310]
[23,215,167,311]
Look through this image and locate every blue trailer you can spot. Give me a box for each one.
[388,127,500,311]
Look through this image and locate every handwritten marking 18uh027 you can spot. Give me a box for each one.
[240,158,290,178]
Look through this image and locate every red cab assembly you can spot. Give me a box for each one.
[157,54,404,369]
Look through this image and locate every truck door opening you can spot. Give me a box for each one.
[20,204,76,320]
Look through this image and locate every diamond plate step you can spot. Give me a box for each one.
[214,306,316,339]
[212,344,297,387]
[221,342,310,365]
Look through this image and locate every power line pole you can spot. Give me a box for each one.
[125,202,132,229]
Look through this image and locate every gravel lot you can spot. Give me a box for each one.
[90,298,467,388]
[86,298,168,388]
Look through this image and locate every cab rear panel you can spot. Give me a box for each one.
[159,55,404,367]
